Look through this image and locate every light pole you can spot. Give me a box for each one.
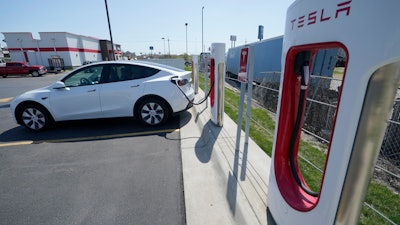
[104,0,115,60]
[202,6,204,53]
[50,38,57,55]
[185,23,188,57]
[162,37,166,57]
[167,38,170,57]
[17,38,25,63]
[36,40,44,65]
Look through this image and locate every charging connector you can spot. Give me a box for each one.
[170,75,215,106]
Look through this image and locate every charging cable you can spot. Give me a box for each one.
[171,76,215,106]
[288,62,319,197]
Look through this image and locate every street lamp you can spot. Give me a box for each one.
[162,37,166,57]
[202,6,204,53]
[104,0,115,60]
[167,38,170,57]
[50,38,57,55]
[185,23,188,56]
[17,38,25,63]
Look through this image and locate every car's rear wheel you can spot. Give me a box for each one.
[17,103,52,131]
[136,98,169,126]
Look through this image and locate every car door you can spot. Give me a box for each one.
[99,64,157,118]
[7,63,18,74]
[13,62,27,75]
[49,65,104,121]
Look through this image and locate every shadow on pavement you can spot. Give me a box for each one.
[194,120,222,163]
[0,112,191,143]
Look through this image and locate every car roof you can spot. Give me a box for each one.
[87,60,185,73]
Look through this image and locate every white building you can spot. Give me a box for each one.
[2,32,122,69]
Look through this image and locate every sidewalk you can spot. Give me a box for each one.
[180,89,273,225]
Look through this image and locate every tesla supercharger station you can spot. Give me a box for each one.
[268,1,400,225]
[210,43,226,126]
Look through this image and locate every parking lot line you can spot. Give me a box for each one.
[0,128,179,148]
[0,141,34,147]
[0,97,13,103]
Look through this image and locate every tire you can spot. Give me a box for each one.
[2,74,7,78]
[31,71,39,77]
[136,98,170,126]
[17,103,52,131]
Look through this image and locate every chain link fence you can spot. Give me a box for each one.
[250,71,399,191]
[227,70,400,224]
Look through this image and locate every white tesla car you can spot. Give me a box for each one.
[10,61,195,131]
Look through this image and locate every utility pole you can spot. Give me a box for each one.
[104,0,115,60]
[202,6,204,53]
[185,23,188,56]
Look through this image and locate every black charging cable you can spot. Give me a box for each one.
[288,62,319,197]
[172,76,215,106]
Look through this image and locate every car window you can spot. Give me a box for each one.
[63,65,104,87]
[104,64,160,83]
[131,65,159,79]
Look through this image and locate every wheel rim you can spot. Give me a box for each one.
[32,71,39,77]
[22,108,46,130]
[141,102,164,125]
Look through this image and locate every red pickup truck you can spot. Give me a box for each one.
[0,62,47,78]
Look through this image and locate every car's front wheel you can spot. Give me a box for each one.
[31,71,39,77]
[17,103,52,131]
[136,98,170,126]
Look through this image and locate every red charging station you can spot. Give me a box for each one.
[238,47,249,83]
[210,43,226,126]
[268,0,400,224]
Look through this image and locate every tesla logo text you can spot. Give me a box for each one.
[290,0,351,30]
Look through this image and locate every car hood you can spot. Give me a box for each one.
[13,85,52,102]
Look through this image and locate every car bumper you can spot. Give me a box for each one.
[39,68,47,74]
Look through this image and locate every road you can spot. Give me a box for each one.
[0,72,188,225]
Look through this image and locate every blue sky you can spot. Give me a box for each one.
[1,0,294,55]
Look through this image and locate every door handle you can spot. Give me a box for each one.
[131,85,140,88]
[88,89,96,92]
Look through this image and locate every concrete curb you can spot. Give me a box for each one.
[180,90,272,225]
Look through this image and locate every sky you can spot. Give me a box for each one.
[1,0,295,55]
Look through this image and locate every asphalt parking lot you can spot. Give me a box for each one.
[0,73,189,225]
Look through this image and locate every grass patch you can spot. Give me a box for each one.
[198,74,399,224]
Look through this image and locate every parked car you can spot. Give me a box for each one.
[0,61,47,78]
[10,61,195,131]
[82,60,96,65]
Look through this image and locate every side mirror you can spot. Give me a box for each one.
[52,81,66,89]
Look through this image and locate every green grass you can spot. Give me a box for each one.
[198,73,400,225]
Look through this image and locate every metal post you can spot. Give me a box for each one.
[217,63,225,126]
[162,37,166,56]
[202,6,204,53]
[185,23,188,56]
[204,54,208,108]
[192,55,199,94]
[17,39,25,63]
[167,38,170,57]
[235,83,246,152]
[36,40,44,65]
[104,0,115,60]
